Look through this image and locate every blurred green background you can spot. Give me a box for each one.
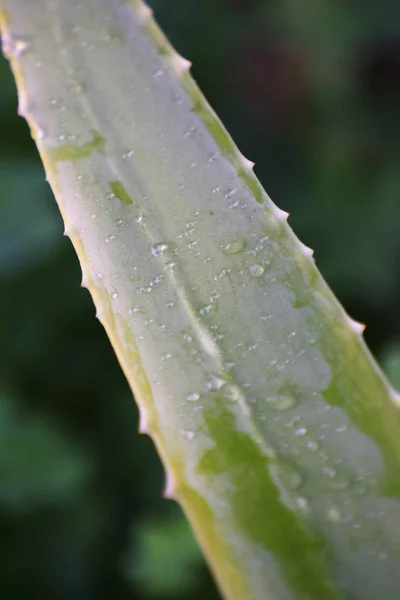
[1,0,400,598]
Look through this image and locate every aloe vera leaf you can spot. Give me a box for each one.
[1,1,400,598]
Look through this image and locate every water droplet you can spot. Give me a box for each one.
[222,384,243,404]
[111,292,119,300]
[224,361,236,371]
[306,441,319,452]
[335,423,348,433]
[49,97,60,107]
[105,235,115,244]
[180,428,195,440]
[206,375,226,391]
[186,393,200,402]
[200,305,212,316]
[250,264,264,277]
[322,466,337,478]
[274,463,303,490]
[327,507,341,522]
[115,219,125,227]
[183,333,193,343]
[224,189,237,200]
[13,37,30,57]
[268,394,296,411]
[122,149,134,159]
[129,306,146,315]
[151,243,168,257]
[164,262,175,272]
[325,476,350,491]
[221,238,245,255]
[166,301,174,308]
[210,292,219,303]
[296,496,309,512]
[294,426,307,436]
[135,214,145,225]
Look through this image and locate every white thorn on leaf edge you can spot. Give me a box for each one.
[138,409,150,435]
[348,317,366,335]
[298,240,315,258]
[1,32,12,57]
[17,94,28,118]
[136,1,153,23]
[271,203,290,221]
[240,154,256,170]
[163,471,176,499]
[171,53,192,75]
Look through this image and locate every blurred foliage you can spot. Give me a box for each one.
[0,0,399,598]
[123,508,203,597]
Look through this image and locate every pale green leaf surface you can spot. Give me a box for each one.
[1,1,400,599]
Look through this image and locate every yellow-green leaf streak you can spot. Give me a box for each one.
[2,1,400,599]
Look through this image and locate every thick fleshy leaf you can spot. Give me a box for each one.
[1,1,400,598]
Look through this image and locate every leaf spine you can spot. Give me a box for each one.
[162,470,177,500]
[271,203,290,221]
[298,240,315,258]
[136,0,153,24]
[240,154,255,170]
[17,93,28,118]
[348,317,366,335]
[171,53,192,76]
[138,409,150,435]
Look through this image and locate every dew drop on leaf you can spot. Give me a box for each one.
[180,428,195,440]
[268,394,296,411]
[221,238,244,255]
[151,243,169,257]
[250,264,264,277]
